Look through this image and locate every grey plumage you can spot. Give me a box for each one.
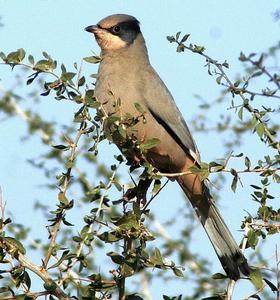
[85,14,250,280]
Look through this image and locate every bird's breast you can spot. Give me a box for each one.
[95,59,144,116]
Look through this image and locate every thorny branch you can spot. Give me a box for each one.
[173,38,280,154]
[43,122,86,268]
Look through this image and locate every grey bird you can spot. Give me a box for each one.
[85,14,250,280]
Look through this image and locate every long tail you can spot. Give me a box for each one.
[177,176,250,280]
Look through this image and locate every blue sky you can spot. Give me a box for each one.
[0,1,280,299]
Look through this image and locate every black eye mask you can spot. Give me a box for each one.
[104,20,141,45]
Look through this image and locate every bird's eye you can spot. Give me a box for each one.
[113,25,121,33]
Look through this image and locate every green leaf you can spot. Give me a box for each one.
[121,262,135,277]
[42,51,50,59]
[166,35,176,43]
[238,107,243,120]
[72,236,82,242]
[222,60,229,68]
[6,48,26,63]
[247,229,259,249]
[193,45,206,53]
[267,225,277,235]
[209,161,224,172]
[231,175,238,192]
[83,56,101,64]
[43,281,57,291]
[263,278,278,292]
[244,156,251,169]
[52,144,69,150]
[189,162,209,180]
[176,44,184,53]
[150,247,164,265]
[274,173,280,183]
[114,213,139,230]
[249,269,264,290]
[62,217,74,226]
[216,75,223,85]
[107,252,124,264]
[175,32,181,40]
[18,48,26,61]
[152,179,161,194]
[61,72,76,82]
[118,125,127,138]
[85,89,98,107]
[234,80,241,87]
[172,267,184,277]
[28,55,34,65]
[23,271,31,290]
[255,123,265,138]
[251,184,262,190]
[34,59,54,71]
[251,115,257,126]
[0,51,6,60]
[212,272,227,279]
[78,76,85,87]
[98,231,121,243]
[61,63,66,73]
[4,237,26,254]
[180,33,190,43]
[140,138,160,150]
[134,102,145,114]
[239,52,247,61]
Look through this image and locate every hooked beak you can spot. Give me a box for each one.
[84,25,99,33]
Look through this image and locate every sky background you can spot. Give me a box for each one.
[0,1,280,299]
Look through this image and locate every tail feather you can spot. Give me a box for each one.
[178,179,250,280]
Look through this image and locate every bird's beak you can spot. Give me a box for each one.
[84,25,99,33]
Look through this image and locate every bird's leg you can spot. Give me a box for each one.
[123,175,152,206]
[135,176,153,205]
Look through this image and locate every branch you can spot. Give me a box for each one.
[173,39,280,153]
[247,57,280,89]
[0,291,49,300]
[220,82,280,100]
[0,238,71,300]
[157,166,280,178]
[44,123,86,267]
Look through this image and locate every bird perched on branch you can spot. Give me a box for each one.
[85,14,250,280]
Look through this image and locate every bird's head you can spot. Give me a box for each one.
[85,14,141,52]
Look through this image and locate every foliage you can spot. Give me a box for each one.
[0,22,279,300]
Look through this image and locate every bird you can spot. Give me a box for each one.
[85,14,250,280]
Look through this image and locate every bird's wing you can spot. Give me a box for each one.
[143,67,200,163]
